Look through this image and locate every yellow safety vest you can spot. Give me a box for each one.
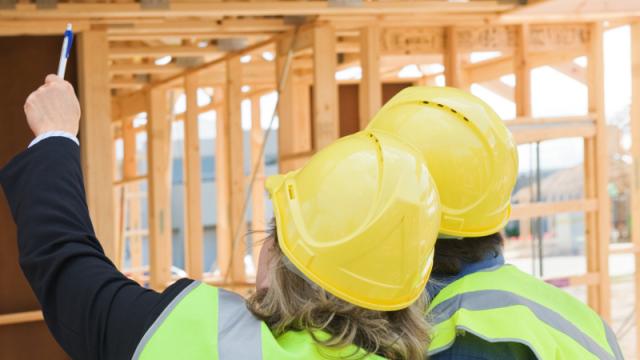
[428,264,624,360]
[133,281,385,360]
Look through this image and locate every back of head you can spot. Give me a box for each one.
[248,227,431,360]
[259,130,442,359]
[432,233,504,276]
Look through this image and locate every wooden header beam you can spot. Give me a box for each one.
[0,2,515,19]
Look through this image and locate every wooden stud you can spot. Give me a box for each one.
[358,25,381,129]
[228,58,247,282]
[515,24,531,117]
[250,96,266,270]
[123,118,138,180]
[217,58,246,282]
[312,24,339,150]
[276,35,297,172]
[183,74,204,280]
[630,21,640,354]
[113,153,125,269]
[293,80,313,165]
[147,87,173,290]
[77,31,117,262]
[123,119,143,282]
[587,22,611,321]
[214,87,230,279]
[444,26,465,88]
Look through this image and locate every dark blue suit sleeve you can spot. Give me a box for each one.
[0,137,193,360]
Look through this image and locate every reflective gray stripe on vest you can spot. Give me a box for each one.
[132,281,201,360]
[430,290,621,360]
[602,318,625,360]
[218,289,263,359]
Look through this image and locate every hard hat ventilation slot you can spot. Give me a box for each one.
[287,185,296,200]
[421,100,470,122]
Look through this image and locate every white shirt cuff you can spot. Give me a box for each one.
[29,131,79,148]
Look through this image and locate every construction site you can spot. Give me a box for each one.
[0,0,639,358]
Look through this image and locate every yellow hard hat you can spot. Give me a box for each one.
[367,86,518,237]
[266,130,441,311]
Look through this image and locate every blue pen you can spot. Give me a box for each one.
[57,23,74,79]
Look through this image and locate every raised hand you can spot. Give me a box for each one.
[24,74,80,137]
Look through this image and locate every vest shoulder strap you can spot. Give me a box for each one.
[133,281,264,360]
[133,282,384,360]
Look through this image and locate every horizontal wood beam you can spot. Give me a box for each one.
[609,243,640,255]
[509,114,596,125]
[466,49,585,84]
[501,0,640,23]
[544,273,600,288]
[110,78,147,89]
[0,20,89,35]
[106,19,291,35]
[0,2,515,19]
[510,199,598,220]
[509,121,596,144]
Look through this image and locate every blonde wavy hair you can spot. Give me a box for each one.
[247,226,431,360]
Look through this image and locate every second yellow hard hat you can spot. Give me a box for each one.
[368,86,518,238]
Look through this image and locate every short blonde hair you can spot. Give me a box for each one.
[247,227,431,360]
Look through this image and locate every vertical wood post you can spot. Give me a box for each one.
[123,118,143,281]
[276,36,297,172]
[215,86,230,279]
[359,25,381,129]
[313,24,339,151]
[77,30,116,262]
[250,96,266,269]
[444,26,464,88]
[183,74,204,279]
[147,87,173,290]
[218,58,246,282]
[587,22,611,320]
[630,21,640,352]
[515,24,531,118]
